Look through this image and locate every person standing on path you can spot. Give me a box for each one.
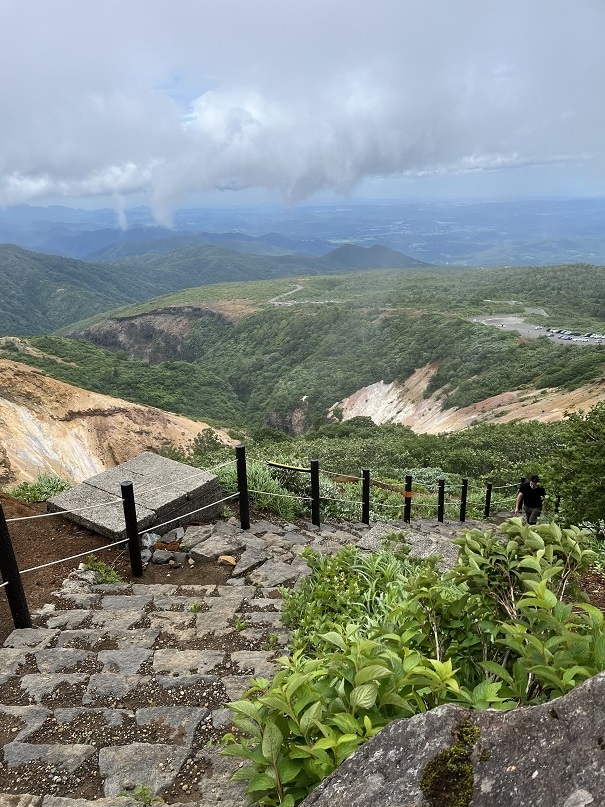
[515,475,546,524]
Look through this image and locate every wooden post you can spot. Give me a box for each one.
[310,459,320,528]
[236,444,250,530]
[361,468,370,525]
[459,478,468,523]
[484,482,493,519]
[403,475,412,523]
[121,481,143,578]
[0,503,32,629]
[437,479,445,522]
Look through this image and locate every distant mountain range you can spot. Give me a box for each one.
[3,197,605,266]
[0,241,429,336]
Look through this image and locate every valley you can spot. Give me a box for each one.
[1,212,605,496]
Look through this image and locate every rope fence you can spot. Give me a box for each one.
[20,538,128,575]
[137,493,240,535]
[0,443,550,632]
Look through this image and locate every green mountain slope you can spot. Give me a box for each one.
[5,264,605,433]
[0,244,141,335]
[0,238,438,337]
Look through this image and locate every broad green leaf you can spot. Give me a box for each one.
[285,672,312,700]
[349,682,379,712]
[329,712,362,735]
[313,737,337,751]
[319,631,347,651]
[230,765,256,782]
[429,658,455,681]
[337,733,360,744]
[562,665,593,684]
[354,664,392,686]
[300,700,323,735]
[277,757,302,783]
[261,721,283,763]
[246,773,275,794]
[593,633,605,668]
[231,717,262,739]
[229,699,262,722]
[577,603,605,625]
[518,557,542,573]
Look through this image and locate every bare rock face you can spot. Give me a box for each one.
[302,672,605,807]
[0,359,234,483]
[332,362,605,434]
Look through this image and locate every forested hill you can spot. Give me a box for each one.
[0,241,431,336]
[0,243,138,335]
[3,263,604,437]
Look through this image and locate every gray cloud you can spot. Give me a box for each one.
[1,0,603,219]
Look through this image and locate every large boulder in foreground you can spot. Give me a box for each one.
[302,672,605,807]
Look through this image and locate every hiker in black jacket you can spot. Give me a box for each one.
[515,475,546,525]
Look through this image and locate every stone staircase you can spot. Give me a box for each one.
[0,515,472,807]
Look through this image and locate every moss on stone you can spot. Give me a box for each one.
[420,720,479,807]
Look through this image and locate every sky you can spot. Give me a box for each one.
[1,0,605,223]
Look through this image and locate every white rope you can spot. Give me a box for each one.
[317,496,362,506]
[373,502,405,510]
[0,580,8,588]
[6,497,124,522]
[321,470,364,481]
[5,460,238,523]
[137,493,239,535]
[138,460,237,496]
[19,538,127,575]
[248,489,311,501]
[207,459,237,473]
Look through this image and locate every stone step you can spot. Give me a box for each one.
[0,515,461,803]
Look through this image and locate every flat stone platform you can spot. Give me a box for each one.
[47,452,224,540]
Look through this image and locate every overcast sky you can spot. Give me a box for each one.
[1,0,604,220]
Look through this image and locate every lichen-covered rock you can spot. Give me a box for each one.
[302,672,605,807]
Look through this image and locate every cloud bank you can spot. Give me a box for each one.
[1,0,603,219]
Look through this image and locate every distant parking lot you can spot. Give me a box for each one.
[472,316,604,346]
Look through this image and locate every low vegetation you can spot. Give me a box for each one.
[6,473,71,503]
[82,556,123,584]
[222,519,603,806]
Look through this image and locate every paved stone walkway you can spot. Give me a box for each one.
[0,515,485,807]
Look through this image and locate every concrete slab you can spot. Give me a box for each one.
[47,484,156,540]
[48,452,224,541]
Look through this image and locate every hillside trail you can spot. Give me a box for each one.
[1,494,605,805]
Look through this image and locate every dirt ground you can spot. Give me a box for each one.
[0,491,230,645]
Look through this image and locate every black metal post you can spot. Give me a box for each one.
[484,482,493,519]
[403,475,412,523]
[361,468,370,525]
[0,503,32,628]
[236,444,250,530]
[459,478,468,523]
[121,481,143,578]
[310,458,321,528]
[437,479,445,522]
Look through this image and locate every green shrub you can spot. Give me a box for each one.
[83,556,123,584]
[6,473,72,502]
[223,519,605,806]
[280,542,429,653]
[218,460,303,521]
